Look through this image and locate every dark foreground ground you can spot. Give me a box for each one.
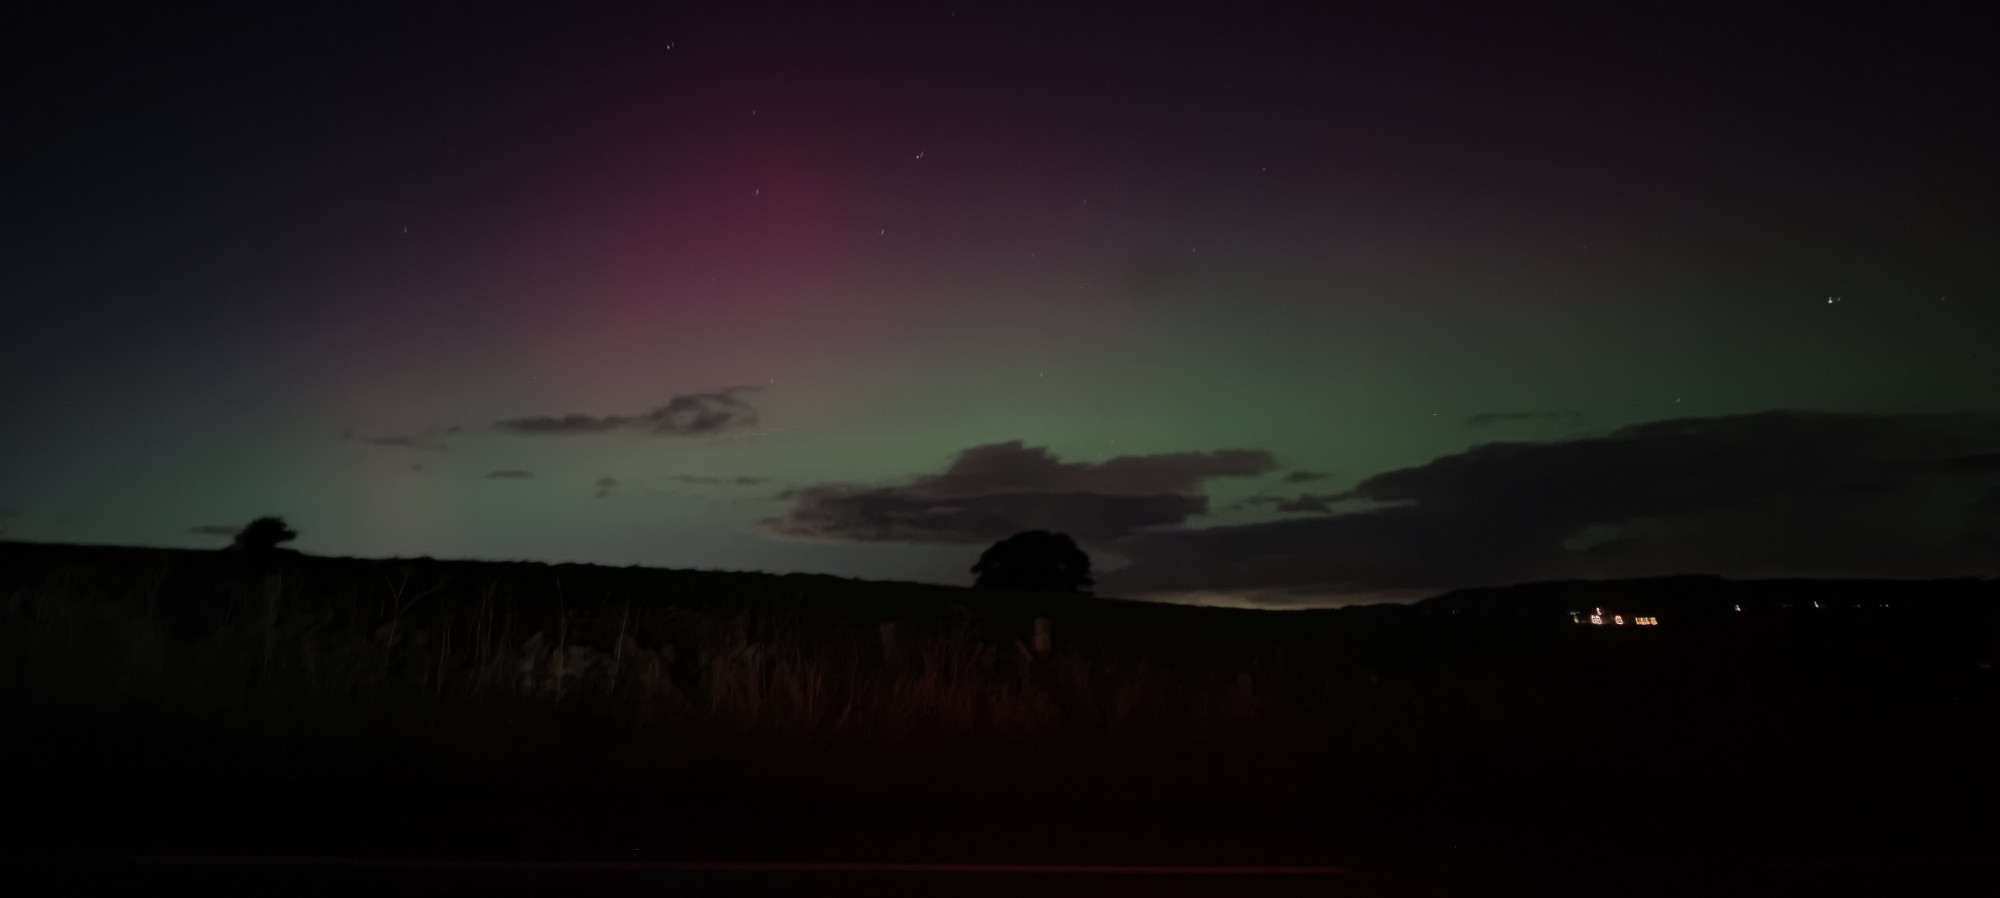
[9,686,1995,896]
[4,543,1998,894]
[7,794,1998,897]
[19,856,1998,898]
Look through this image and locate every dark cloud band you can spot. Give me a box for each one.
[763,440,1275,545]
[494,388,760,436]
[1106,411,2000,601]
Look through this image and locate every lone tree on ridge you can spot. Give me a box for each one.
[230,516,299,554]
[972,530,1094,595]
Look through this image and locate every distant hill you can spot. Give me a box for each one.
[0,539,1350,669]
[5,539,1995,657]
[1418,574,2000,627]
[7,538,1997,866]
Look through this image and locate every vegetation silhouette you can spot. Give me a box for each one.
[230,516,298,554]
[972,530,1094,595]
[2,538,1997,873]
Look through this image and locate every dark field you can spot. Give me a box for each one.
[4,541,1997,894]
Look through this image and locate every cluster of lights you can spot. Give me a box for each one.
[1571,608,1660,627]
[1572,600,1901,623]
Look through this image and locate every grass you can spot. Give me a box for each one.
[13,544,1988,863]
[0,553,1440,814]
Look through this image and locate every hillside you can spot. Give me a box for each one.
[4,540,1997,879]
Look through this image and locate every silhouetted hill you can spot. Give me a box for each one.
[1422,573,2000,621]
[6,538,1997,875]
[6,539,1997,668]
[0,538,1330,662]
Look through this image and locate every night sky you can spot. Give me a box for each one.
[4,3,1997,605]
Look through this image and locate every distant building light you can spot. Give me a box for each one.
[1613,615,1625,625]
[1589,613,1603,626]
[1734,604,1743,612]
[1635,616,1658,626]
[1570,611,1581,624]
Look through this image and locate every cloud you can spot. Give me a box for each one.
[666,474,771,486]
[490,414,628,435]
[188,525,239,537]
[493,388,759,436]
[771,488,1207,545]
[1104,411,2000,603]
[1275,494,1334,513]
[895,440,1273,497]
[763,440,1275,545]
[486,469,535,479]
[589,474,768,499]
[1238,493,1340,512]
[342,427,457,451]
[1282,470,1329,483]
[1465,409,1585,429]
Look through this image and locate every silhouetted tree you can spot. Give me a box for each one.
[231,516,298,553]
[972,530,1094,595]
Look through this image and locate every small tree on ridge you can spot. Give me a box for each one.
[972,530,1094,595]
[231,516,298,553]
